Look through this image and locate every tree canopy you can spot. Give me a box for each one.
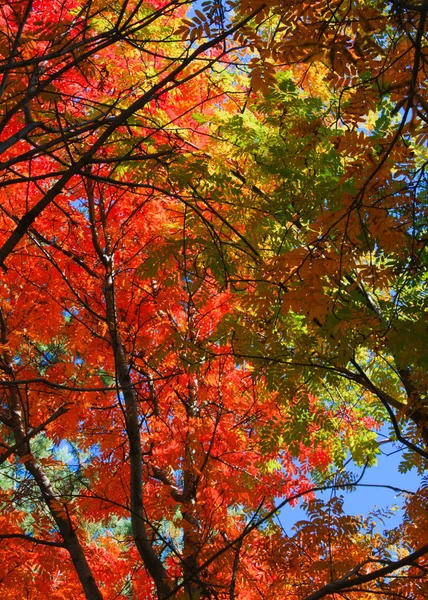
[0,1,427,598]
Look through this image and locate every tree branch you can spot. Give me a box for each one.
[303,543,428,600]
[0,533,65,548]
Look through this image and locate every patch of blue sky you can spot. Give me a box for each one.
[278,434,422,535]
[70,197,89,218]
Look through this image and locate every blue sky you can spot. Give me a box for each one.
[280,437,422,533]
[342,444,420,518]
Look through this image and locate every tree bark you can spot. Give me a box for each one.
[0,309,104,600]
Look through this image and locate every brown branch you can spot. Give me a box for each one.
[303,543,428,600]
[0,378,122,392]
[229,537,243,600]
[0,309,104,600]
[164,480,417,599]
[350,358,428,460]
[92,177,171,598]
[0,5,266,268]
[0,403,69,465]
[0,533,65,548]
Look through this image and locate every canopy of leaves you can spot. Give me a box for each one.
[0,1,427,599]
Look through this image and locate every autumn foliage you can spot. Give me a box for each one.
[0,1,427,599]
